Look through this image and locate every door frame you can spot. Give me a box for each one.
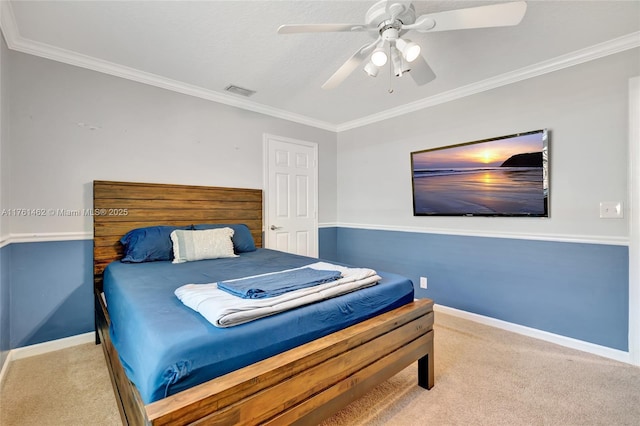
[629,76,639,366]
[262,133,319,256]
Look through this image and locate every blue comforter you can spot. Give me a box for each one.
[103,249,414,404]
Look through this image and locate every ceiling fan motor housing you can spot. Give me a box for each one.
[380,26,400,42]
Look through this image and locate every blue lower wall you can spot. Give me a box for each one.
[1,229,629,353]
[333,227,629,351]
[0,244,10,365]
[9,240,94,348]
[3,233,341,350]
[319,227,338,261]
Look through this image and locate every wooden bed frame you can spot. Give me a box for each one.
[93,180,434,425]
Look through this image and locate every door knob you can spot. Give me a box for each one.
[270,225,282,230]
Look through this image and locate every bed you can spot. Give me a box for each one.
[93,180,434,425]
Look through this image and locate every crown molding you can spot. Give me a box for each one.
[0,1,337,132]
[1,1,638,134]
[336,31,640,132]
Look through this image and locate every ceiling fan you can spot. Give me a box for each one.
[278,1,528,90]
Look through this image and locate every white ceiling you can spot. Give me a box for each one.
[2,1,639,131]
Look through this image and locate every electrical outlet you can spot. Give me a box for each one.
[419,276,427,289]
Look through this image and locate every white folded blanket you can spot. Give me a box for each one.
[175,262,381,327]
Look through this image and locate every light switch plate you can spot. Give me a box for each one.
[599,201,623,219]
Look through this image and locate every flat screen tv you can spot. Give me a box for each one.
[411,129,548,217]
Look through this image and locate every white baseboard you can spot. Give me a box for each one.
[9,332,95,361]
[434,304,631,364]
[0,350,13,387]
[0,332,95,388]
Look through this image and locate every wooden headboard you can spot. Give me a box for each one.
[93,180,263,291]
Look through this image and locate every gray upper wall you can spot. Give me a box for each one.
[337,48,640,243]
[2,38,639,244]
[1,33,7,239]
[4,47,337,236]
[0,34,9,364]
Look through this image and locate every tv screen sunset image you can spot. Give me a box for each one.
[411,130,548,216]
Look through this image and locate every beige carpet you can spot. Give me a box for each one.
[0,337,120,426]
[2,312,640,425]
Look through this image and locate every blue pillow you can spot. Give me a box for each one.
[120,225,191,263]
[192,223,257,253]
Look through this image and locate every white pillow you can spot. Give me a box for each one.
[171,228,238,263]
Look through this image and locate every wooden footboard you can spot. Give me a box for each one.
[97,293,434,426]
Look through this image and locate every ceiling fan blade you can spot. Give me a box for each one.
[408,55,436,86]
[322,40,379,90]
[277,23,370,34]
[404,1,527,33]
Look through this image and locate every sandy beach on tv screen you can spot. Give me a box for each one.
[413,168,544,215]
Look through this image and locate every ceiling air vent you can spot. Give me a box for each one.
[224,85,256,97]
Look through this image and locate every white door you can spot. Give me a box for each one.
[264,134,318,257]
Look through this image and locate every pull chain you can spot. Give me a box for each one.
[388,45,394,94]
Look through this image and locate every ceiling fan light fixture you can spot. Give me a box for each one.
[395,38,421,62]
[391,49,410,77]
[363,61,380,77]
[370,47,388,67]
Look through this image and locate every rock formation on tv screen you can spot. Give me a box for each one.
[500,152,543,167]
